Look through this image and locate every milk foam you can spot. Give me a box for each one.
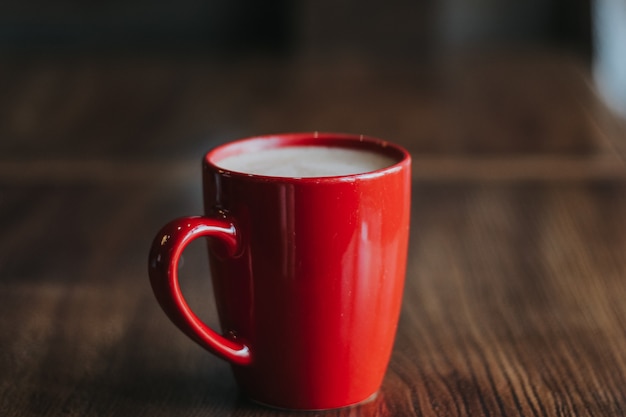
[216,146,397,178]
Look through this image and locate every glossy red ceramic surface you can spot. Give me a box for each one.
[149,133,411,410]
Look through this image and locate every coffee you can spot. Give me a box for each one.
[216,146,397,178]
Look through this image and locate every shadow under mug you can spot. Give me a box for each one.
[148,132,411,410]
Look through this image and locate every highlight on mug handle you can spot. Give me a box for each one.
[148,215,252,366]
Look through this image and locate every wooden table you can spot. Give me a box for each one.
[1,49,625,416]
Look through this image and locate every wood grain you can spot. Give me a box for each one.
[1,50,625,416]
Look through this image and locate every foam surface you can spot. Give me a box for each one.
[216,146,397,177]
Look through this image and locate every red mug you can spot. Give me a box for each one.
[148,132,411,410]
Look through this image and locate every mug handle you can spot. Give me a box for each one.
[148,216,252,366]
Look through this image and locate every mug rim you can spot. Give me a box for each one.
[204,132,411,183]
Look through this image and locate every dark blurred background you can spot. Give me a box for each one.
[3,0,623,163]
[0,0,592,59]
